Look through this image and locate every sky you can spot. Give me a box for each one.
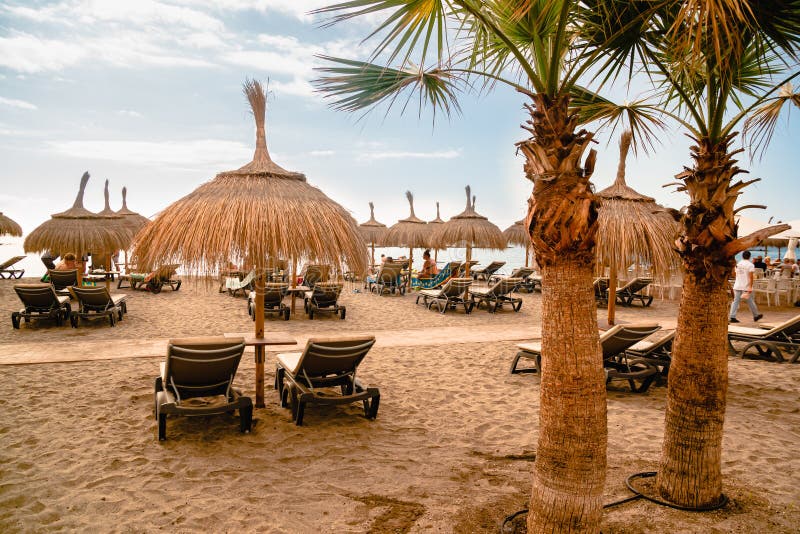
[1,0,799,249]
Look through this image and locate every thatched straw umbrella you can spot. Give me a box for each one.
[503,219,532,267]
[428,201,445,262]
[595,131,680,325]
[132,79,366,407]
[431,185,507,279]
[94,180,137,288]
[0,212,22,237]
[359,201,387,268]
[116,186,150,233]
[24,172,131,284]
[115,186,151,274]
[384,191,429,289]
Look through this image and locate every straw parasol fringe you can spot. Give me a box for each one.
[0,212,22,237]
[595,130,680,325]
[24,172,132,260]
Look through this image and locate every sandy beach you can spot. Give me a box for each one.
[1,277,799,532]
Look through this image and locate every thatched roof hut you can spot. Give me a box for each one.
[116,186,150,234]
[132,79,366,276]
[431,185,506,277]
[428,201,446,260]
[429,202,445,226]
[595,130,680,324]
[24,172,132,267]
[0,212,22,237]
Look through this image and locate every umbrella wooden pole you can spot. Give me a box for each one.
[105,255,111,291]
[290,257,298,315]
[370,243,375,269]
[607,267,617,326]
[525,243,530,268]
[407,248,413,290]
[253,269,266,408]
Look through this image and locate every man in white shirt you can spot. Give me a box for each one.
[729,251,763,323]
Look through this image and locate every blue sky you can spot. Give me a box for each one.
[1,0,798,242]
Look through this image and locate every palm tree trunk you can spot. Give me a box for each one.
[657,272,728,506]
[529,261,607,531]
[518,93,606,533]
[657,135,740,507]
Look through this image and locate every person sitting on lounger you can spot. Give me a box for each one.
[55,253,78,271]
[419,249,439,279]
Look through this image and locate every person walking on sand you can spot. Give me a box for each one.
[730,250,763,323]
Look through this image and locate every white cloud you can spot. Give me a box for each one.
[0,96,38,110]
[310,150,335,157]
[49,139,252,168]
[0,33,86,73]
[357,149,463,162]
[116,110,143,118]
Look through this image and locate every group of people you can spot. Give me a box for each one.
[751,254,800,278]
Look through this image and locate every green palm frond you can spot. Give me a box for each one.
[314,56,463,118]
[312,0,449,67]
[570,85,670,153]
[743,82,800,157]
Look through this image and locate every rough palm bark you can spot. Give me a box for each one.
[518,94,606,532]
[657,135,786,507]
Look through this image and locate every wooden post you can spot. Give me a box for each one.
[407,247,414,290]
[464,245,472,300]
[253,266,266,408]
[370,242,375,269]
[290,257,298,314]
[105,254,112,292]
[525,243,530,268]
[607,267,617,326]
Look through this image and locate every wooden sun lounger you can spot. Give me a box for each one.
[471,261,506,281]
[727,314,800,363]
[11,283,71,329]
[274,336,380,426]
[470,277,523,312]
[0,255,26,279]
[68,286,128,328]
[304,282,345,320]
[154,337,252,440]
[248,283,290,321]
[511,323,662,392]
[416,278,473,314]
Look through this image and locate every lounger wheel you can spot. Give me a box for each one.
[148,281,163,293]
[11,312,20,329]
[740,340,784,362]
[239,399,253,433]
[158,413,167,441]
[70,312,78,328]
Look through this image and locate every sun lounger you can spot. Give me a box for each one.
[727,314,800,363]
[0,255,26,279]
[488,267,535,286]
[226,269,256,297]
[118,264,181,293]
[369,262,405,295]
[248,283,290,321]
[302,264,330,288]
[274,336,380,425]
[11,283,71,329]
[615,277,654,307]
[470,277,523,312]
[456,260,479,277]
[471,261,506,281]
[511,323,662,392]
[68,286,128,327]
[594,277,610,305]
[304,282,345,319]
[48,269,78,296]
[154,336,252,440]
[411,261,460,290]
[415,277,473,314]
[625,330,675,377]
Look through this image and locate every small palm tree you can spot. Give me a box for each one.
[605,1,800,508]
[312,1,661,530]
